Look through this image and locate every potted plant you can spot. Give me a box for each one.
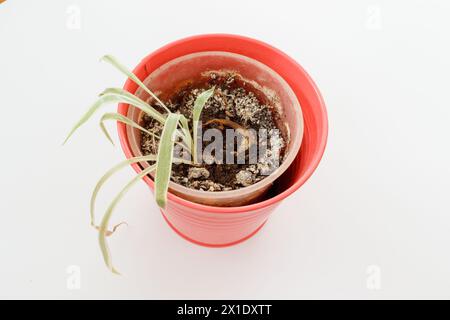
[65,34,328,274]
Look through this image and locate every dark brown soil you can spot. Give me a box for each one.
[140,72,285,191]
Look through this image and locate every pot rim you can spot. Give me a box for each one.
[117,33,328,214]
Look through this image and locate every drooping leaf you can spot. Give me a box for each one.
[97,148,194,273]
[101,55,170,113]
[90,154,157,230]
[154,113,181,209]
[63,95,112,145]
[90,154,192,235]
[101,88,166,123]
[98,164,156,274]
[99,112,160,145]
[63,92,164,145]
[192,87,215,163]
[99,112,188,150]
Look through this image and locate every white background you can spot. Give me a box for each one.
[1,0,449,299]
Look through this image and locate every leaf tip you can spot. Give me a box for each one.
[62,133,72,146]
[100,54,111,62]
[111,267,121,276]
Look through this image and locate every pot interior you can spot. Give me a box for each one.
[126,51,303,206]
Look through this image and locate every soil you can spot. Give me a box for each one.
[140,72,286,191]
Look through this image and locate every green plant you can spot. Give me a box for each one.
[64,55,214,273]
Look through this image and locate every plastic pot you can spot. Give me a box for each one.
[117,34,328,247]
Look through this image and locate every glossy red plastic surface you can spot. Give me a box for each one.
[117,34,328,246]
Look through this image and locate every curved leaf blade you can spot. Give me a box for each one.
[90,154,191,234]
[192,87,215,163]
[90,154,157,230]
[98,164,156,274]
[155,113,181,209]
[101,55,170,113]
[62,95,111,145]
[99,112,160,145]
[63,92,164,145]
[101,88,166,123]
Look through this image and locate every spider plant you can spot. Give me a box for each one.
[64,55,214,273]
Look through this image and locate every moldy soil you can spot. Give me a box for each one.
[140,72,285,191]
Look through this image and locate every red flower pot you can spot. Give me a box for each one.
[117,34,328,247]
